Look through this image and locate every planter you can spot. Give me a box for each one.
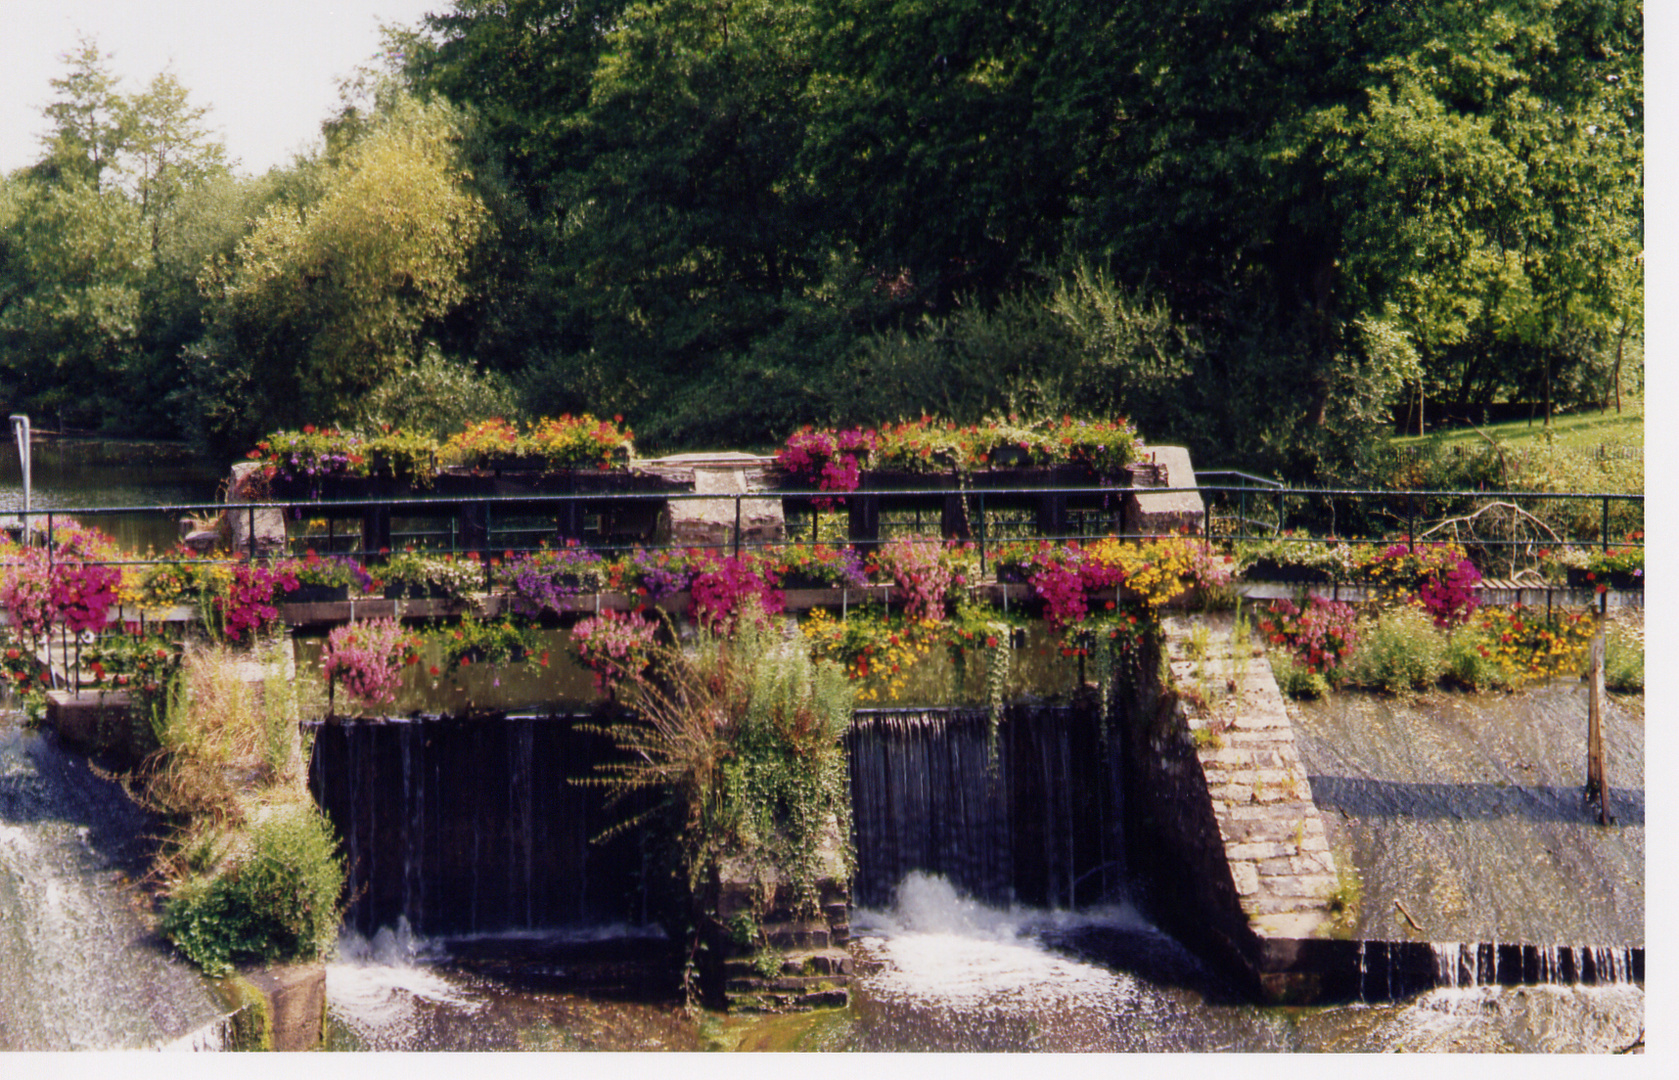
[1571,567,1643,590]
[456,645,527,666]
[383,582,452,600]
[287,583,350,604]
[779,572,842,591]
[1245,558,1333,584]
[1610,569,1643,590]
[481,453,544,474]
[988,445,1033,467]
[859,469,960,492]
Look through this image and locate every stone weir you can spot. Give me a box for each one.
[1114,614,1644,1003]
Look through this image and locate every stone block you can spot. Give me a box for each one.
[1124,445,1205,535]
[241,962,325,1052]
[1230,862,1261,896]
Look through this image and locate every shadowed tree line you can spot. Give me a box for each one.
[1,3,1641,483]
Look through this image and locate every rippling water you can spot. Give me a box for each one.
[0,716,226,1050]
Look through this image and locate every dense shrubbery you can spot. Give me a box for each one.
[162,807,345,977]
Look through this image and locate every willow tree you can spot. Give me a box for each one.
[191,95,488,449]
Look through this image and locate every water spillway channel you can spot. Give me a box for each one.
[0,716,227,1050]
[307,714,654,937]
[847,705,1126,910]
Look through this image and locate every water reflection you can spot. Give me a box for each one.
[1,438,223,554]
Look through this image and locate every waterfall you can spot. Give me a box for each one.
[1422,941,1641,991]
[847,705,1126,911]
[308,714,651,936]
[1,718,227,1050]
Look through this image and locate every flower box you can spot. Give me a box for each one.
[287,583,350,604]
[382,582,452,601]
[1246,558,1333,584]
[1568,567,1642,590]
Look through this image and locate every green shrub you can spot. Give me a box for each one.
[1605,628,1643,694]
[162,806,345,977]
[1270,653,1330,700]
[1444,624,1510,691]
[1347,607,1446,694]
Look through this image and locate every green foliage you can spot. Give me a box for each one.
[161,806,345,977]
[356,345,522,440]
[1444,623,1511,692]
[1347,607,1447,694]
[1270,654,1330,701]
[187,94,488,452]
[1604,623,1642,695]
[589,612,855,922]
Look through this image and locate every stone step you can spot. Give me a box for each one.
[760,919,832,950]
[723,946,852,980]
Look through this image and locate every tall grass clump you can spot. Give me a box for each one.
[1605,623,1644,694]
[586,604,856,928]
[137,641,314,825]
[1347,606,1446,694]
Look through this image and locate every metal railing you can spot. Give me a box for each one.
[5,479,1641,573]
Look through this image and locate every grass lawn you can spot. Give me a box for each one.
[1389,398,1643,455]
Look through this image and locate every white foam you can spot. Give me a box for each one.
[852,872,1144,1009]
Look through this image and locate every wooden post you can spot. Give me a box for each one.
[1586,631,1610,826]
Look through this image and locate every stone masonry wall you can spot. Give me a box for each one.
[1121,612,1344,1001]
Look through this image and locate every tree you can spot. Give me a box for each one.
[0,176,151,427]
[116,71,233,251]
[188,94,489,451]
[32,36,128,189]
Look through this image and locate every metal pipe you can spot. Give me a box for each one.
[9,415,29,543]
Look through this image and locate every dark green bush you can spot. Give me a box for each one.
[162,806,345,977]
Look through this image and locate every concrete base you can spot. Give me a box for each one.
[237,962,326,1051]
[46,689,140,759]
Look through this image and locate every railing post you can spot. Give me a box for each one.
[734,493,742,561]
[1601,496,1610,552]
[978,491,988,578]
[1407,493,1415,552]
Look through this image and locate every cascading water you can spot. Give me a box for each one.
[847,705,1126,910]
[308,714,654,936]
[0,714,226,1050]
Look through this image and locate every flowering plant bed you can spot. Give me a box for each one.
[776,427,876,508]
[434,615,545,673]
[690,554,785,632]
[1360,541,1481,626]
[374,549,481,600]
[497,543,608,616]
[216,562,298,641]
[608,547,705,601]
[321,618,422,712]
[440,417,523,469]
[571,609,660,694]
[767,543,869,590]
[1259,597,1359,682]
[523,413,634,470]
[249,427,368,496]
[280,551,372,592]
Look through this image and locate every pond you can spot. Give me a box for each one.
[0,437,224,554]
